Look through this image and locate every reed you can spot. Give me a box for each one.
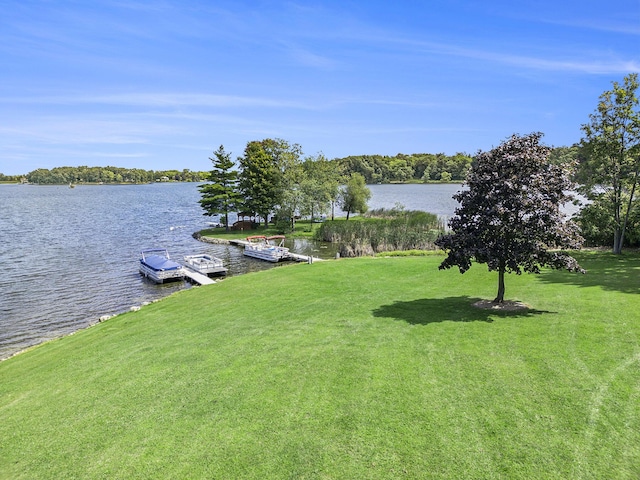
[315,209,445,256]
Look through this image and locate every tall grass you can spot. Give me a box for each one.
[315,209,445,256]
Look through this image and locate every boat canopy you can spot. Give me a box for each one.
[142,254,182,271]
[246,235,267,242]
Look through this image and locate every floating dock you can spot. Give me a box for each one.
[182,269,216,285]
[287,252,322,263]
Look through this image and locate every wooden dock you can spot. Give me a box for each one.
[182,269,216,285]
[229,239,249,247]
[287,252,323,263]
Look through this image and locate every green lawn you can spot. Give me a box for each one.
[1,252,639,479]
[200,218,324,240]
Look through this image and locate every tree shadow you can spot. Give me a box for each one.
[372,296,551,326]
[536,252,640,295]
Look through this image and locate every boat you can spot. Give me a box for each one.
[183,254,228,276]
[243,235,290,262]
[139,249,185,283]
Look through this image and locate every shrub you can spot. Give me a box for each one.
[575,198,640,248]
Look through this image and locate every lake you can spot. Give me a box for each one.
[0,182,464,360]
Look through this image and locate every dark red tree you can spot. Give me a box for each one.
[435,132,584,303]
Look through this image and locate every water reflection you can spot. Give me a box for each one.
[286,237,339,259]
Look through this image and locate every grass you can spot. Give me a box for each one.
[376,249,445,257]
[200,218,323,240]
[1,252,639,478]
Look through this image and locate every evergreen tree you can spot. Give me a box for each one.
[198,145,240,231]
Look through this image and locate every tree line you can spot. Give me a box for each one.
[199,140,366,232]
[0,173,24,183]
[18,166,207,184]
[336,152,473,183]
[4,151,472,186]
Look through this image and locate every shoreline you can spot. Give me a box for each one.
[0,298,167,363]
[192,232,231,244]
[3,230,307,362]
[4,230,276,362]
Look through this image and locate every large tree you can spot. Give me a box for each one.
[340,173,371,220]
[435,132,584,304]
[238,141,279,227]
[237,138,302,228]
[301,154,341,221]
[198,145,240,231]
[275,140,304,231]
[580,73,640,254]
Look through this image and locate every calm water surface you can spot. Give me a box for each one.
[0,182,463,360]
[365,183,463,220]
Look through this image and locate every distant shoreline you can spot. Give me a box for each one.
[4,181,202,186]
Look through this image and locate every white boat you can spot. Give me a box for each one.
[139,249,185,283]
[183,254,228,276]
[243,235,290,262]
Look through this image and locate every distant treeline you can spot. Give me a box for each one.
[0,173,23,183]
[2,146,580,186]
[334,146,583,184]
[3,153,474,185]
[335,153,474,183]
[12,166,208,184]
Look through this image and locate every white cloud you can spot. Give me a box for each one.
[379,35,640,75]
[0,92,313,109]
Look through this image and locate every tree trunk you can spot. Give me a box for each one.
[613,181,623,254]
[613,228,623,254]
[346,209,351,220]
[224,212,230,232]
[619,157,640,254]
[494,266,505,303]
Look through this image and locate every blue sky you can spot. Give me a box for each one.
[1,1,639,175]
